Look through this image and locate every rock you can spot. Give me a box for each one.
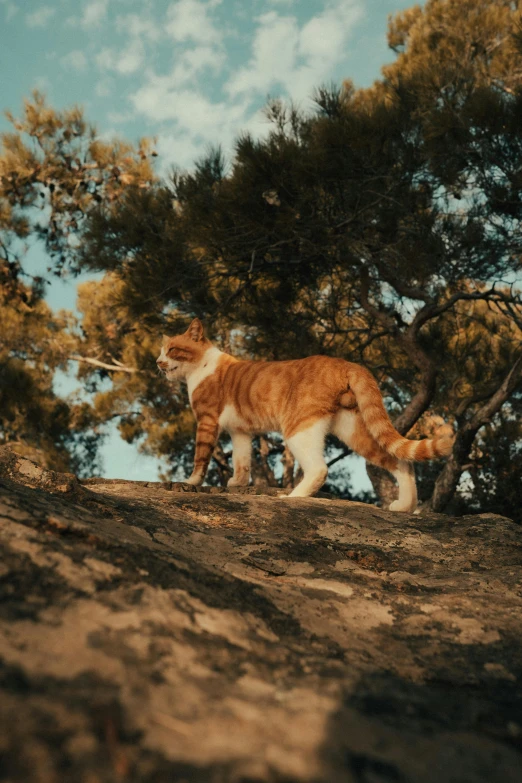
[0,447,521,782]
[0,445,80,495]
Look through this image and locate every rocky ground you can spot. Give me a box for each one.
[0,445,521,783]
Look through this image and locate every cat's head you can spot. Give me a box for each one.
[156,318,210,380]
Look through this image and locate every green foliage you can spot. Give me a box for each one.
[75,276,195,468]
[465,407,522,524]
[0,269,100,475]
[0,91,156,273]
[0,93,157,473]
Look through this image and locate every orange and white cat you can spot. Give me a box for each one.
[157,319,454,511]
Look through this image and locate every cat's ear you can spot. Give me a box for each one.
[186,318,204,342]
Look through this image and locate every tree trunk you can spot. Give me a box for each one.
[365,463,397,507]
[430,353,522,512]
[393,367,437,435]
[212,443,232,487]
[251,437,279,487]
[259,436,280,486]
[281,445,295,489]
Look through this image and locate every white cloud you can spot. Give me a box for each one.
[165,0,223,45]
[299,4,361,63]
[81,0,108,29]
[131,79,249,143]
[95,9,161,77]
[153,102,270,173]
[107,110,135,124]
[226,0,363,101]
[95,77,113,97]
[95,41,145,75]
[132,84,221,126]
[0,0,17,22]
[226,12,298,98]
[170,45,226,86]
[115,41,145,74]
[130,74,274,173]
[26,5,56,28]
[155,133,203,171]
[61,50,88,71]
[128,42,225,118]
[34,75,52,92]
[96,48,115,70]
[106,0,365,174]
[116,13,161,42]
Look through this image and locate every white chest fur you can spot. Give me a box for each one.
[186,347,223,405]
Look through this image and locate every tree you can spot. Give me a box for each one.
[73,1,522,513]
[0,93,157,471]
[461,403,522,523]
[0,265,99,474]
[75,275,196,478]
[0,91,156,273]
[2,4,521,515]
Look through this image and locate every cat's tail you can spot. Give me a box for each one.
[345,365,454,461]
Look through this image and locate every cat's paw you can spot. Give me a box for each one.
[389,499,417,513]
[227,476,250,488]
[186,475,203,486]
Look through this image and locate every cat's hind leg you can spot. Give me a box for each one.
[227,431,252,487]
[389,460,418,512]
[332,410,418,512]
[285,417,330,498]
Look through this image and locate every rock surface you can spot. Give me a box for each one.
[0,445,521,782]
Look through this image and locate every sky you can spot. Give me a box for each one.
[1,0,418,487]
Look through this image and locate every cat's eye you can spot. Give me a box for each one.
[168,347,191,361]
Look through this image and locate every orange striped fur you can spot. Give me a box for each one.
[157,319,454,511]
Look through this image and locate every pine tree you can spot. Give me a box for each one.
[3,5,521,514]
[0,93,156,471]
[75,1,522,513]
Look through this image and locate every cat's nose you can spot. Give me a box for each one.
[157,359,168,369]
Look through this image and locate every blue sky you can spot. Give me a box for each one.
[1,0,416,169]
[1,0,418,486]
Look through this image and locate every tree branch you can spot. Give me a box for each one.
[409,287,519,338]
[359,267,397,332]
[430,351,522,512]
[208,443,231,487]
[70,355,141,373]
[327,447,351,468]
[373,259,430,302]
[467,352,522,431]
[392,368,437,435]
[257,436,279,487]
[360,266,437,433]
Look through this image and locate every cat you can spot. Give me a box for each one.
[157,318,454,511]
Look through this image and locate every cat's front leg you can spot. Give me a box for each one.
[227,431,252,487]
[187,414,218,486]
